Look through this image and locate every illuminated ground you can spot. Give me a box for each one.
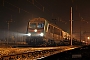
[0,46,79,56]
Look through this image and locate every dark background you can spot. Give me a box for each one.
[0,0,90,41]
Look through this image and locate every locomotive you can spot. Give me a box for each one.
[26,17,71,46]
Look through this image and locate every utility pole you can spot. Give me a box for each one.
[80,17,83,43]
[70,7,73,46]
[80,19,88,44]
[6,20,12,44]
[6,15,15,44]
[80,20,82,43]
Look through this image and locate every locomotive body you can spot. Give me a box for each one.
[26,18,70,46]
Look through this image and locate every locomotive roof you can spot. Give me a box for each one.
[30,17,45,22]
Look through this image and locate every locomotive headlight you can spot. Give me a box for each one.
[34,29,37,32]
[27,33,31,36]
[40,33,44,36]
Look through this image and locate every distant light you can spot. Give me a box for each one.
[87,37,90,39]
[82,41,85,43]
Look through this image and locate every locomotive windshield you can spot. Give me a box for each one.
[30,23,36,28]
[30,22,44,28]
[37,23,44,28]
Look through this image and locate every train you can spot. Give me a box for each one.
[25,17,72,46]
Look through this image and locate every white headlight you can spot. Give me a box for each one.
[34,29,37,32]
[27,33,31,36]
[40,33,44,36]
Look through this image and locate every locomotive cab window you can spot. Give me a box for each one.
[37,23,44,28]
[30,23,36,28]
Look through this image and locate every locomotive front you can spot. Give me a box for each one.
[27,22,44,37]
[26,18,46,46]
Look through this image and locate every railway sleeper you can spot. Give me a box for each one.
[22,53,29,58]
[2,56,10,60]
[9,55,17,60]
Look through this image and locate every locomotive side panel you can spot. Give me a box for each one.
[45,23,65,43]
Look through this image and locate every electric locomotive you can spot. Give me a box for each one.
[26,17,70,46]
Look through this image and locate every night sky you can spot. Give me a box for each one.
[0,0,90,39]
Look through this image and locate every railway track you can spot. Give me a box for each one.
[0,46,79,60]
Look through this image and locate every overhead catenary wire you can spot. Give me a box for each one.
[34,0,67,24]
[72,0,88,23]
[2,0,65,22]
[2,0,58,22]
[35,0,45,12]
[27,0,43,12]
[2,0,89,23]
[4,0,30,13]
[27,0,54,18]
[2,0,73,24]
